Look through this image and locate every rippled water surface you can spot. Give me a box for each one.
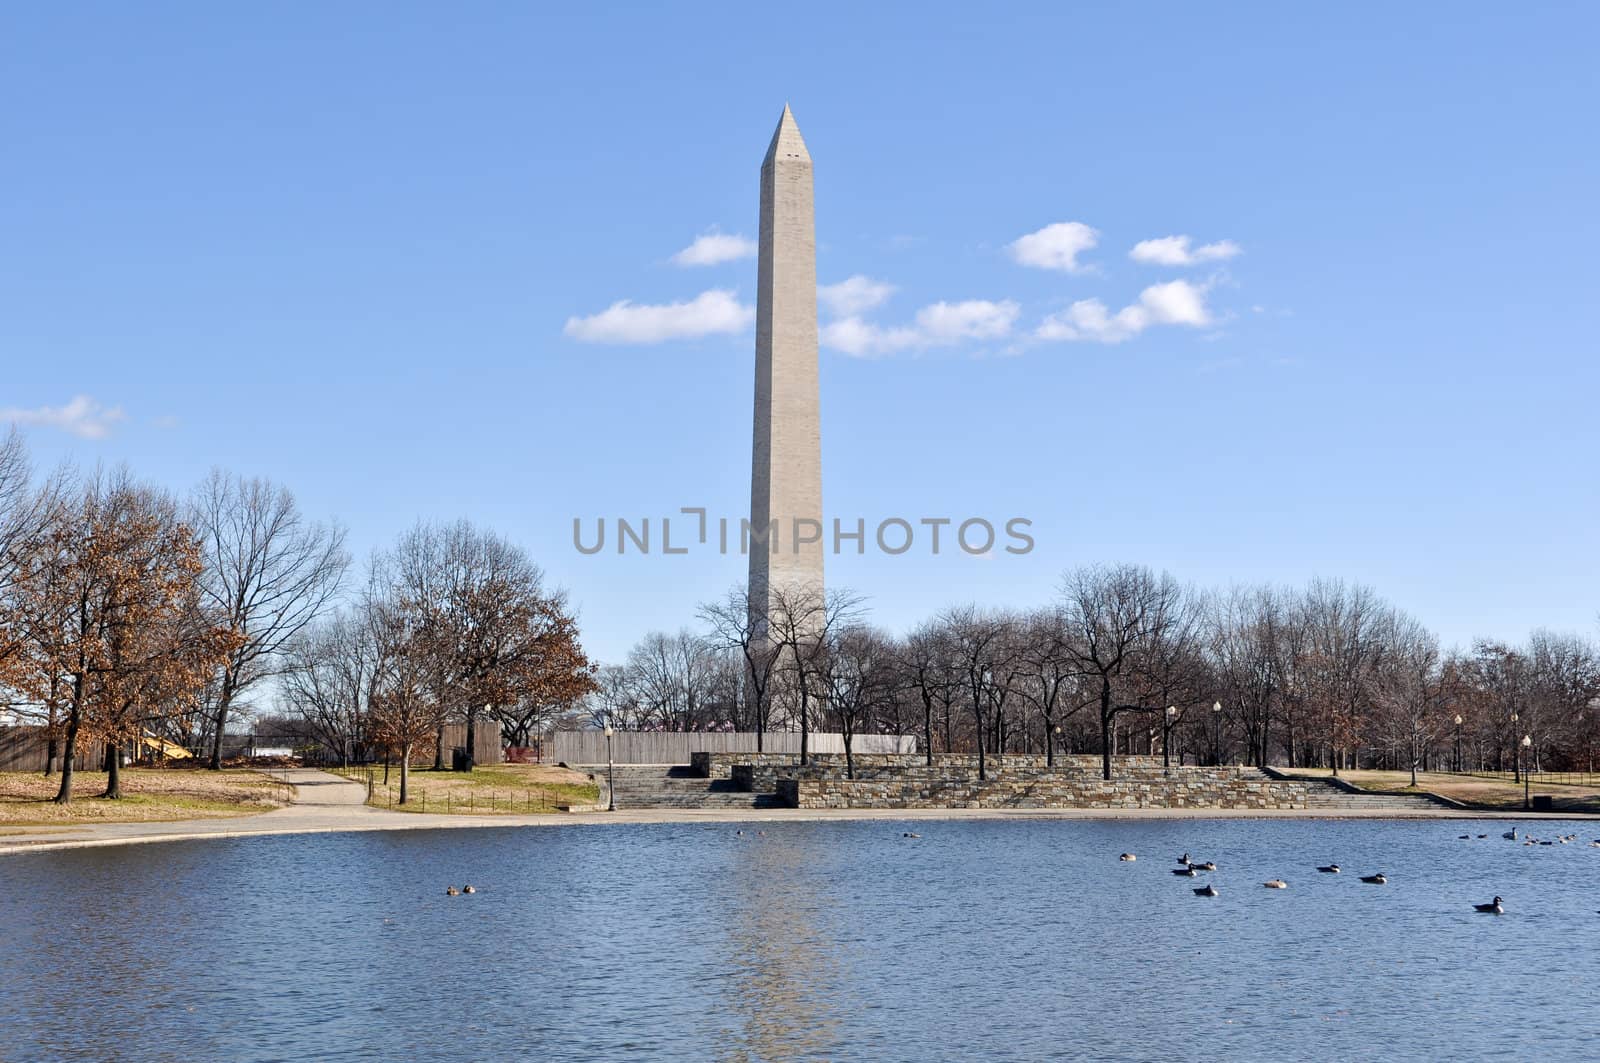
[3,818,1598,1061]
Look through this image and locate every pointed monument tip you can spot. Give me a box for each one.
[764,103,809,166]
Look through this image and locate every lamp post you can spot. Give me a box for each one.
[1049,724,1061,768]
[1163,706,1176,774]
[1211,701,1222,767]
[604,724,616,812]
[1453,715,1463,773]
[1521,734,1532,810]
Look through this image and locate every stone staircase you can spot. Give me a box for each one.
[598,765,785,811]
[1259,767,1457,814]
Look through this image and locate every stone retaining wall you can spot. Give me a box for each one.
[773,766,1308,811]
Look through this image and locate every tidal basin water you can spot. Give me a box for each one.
[3,818,1598,1062]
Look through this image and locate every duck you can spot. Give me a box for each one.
[1196,861,1218,872]
[445,886,460,896]
[1316,864,1341,874]
[1473,896,1504,914]
[902,832,921,839]
[1458,834,1471,840]
[1177,852,1192,866]
[1119,853,1137,862]
[1359,873,1388,884]
[1193,883,1219,897]
[462,885,476,894]
[1477,834,1488,839]
[1172,866,1198,877]
[1263,879,1289,889]
[1502,829,1518,840]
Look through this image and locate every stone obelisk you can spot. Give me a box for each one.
[749,104,823,631]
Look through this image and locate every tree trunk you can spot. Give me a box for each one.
[44,737,58,778]
[208,672,237,770]
[54,711,81,804]
[1100,681,1114,781]
[433,725,445,771]
[104,745,122,799]
[399,744,411,804]
[924,697,934,766]
[462,706,478,772]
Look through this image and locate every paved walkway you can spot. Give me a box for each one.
[2,767,1592,857]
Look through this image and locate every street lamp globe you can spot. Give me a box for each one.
[1522,734,1532,748]
[1454,715,1463,726]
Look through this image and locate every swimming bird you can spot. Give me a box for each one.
[1477,834,1488,839]
[1178,852,1192,866]
[1316,864,1341,874]
[446,886,460,896]
[1196,861,1218,872]
[1503,829,1518,840]
[1473,896,1504,914]
[1263,879,1288,889]
[903,832,921,839]
[1359,873,1388,884]
[1119,853,1137,862]
[1173,866,1198,877]
[462,885,476,894]
[1194,883,1219,897]
[1459,834,1471,840]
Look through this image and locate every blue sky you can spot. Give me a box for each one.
[3,2,1597,663]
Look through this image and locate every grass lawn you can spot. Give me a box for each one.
[330,762,600,814]
[1279,768,1600,814]
[0,768,291,826]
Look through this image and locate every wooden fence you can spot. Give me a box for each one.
[548,730,917,765]
[0,726,107,773]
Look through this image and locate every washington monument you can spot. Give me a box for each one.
[749,104,823,628]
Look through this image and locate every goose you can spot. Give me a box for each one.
[1177,852,1192,866]
[1316,864,1341,874]
[1502,829,1518,840]
[445,886,460,896]
[1263,879,1289,889]
[462,885,476,894]
[1172,866,1198,877]
[1119,853,1137,862]
[1359,873,1388,884]
[1193,883,1219,897]
[1473,896,1504,914]
[1196,861,1218,872]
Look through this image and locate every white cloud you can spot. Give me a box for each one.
[818,275,896,317]
[0,394,126,439]
[564,289,754,343]
[1035,279,1213,344]
[822,299,1020,357]
[671,230,757,267]
[1007,222,1099,273]
[1129,235,1241,267]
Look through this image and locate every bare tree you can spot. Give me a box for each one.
[191,470,349,769]
[1059,563,1189,781]
[900,620,960,765]
[821,624,897,778]
[767,582,864,764]
[700,583,783,749]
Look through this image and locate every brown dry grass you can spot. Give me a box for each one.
[0,768,290,825]
[1280,768,1600,813]
[331,762,599,814]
